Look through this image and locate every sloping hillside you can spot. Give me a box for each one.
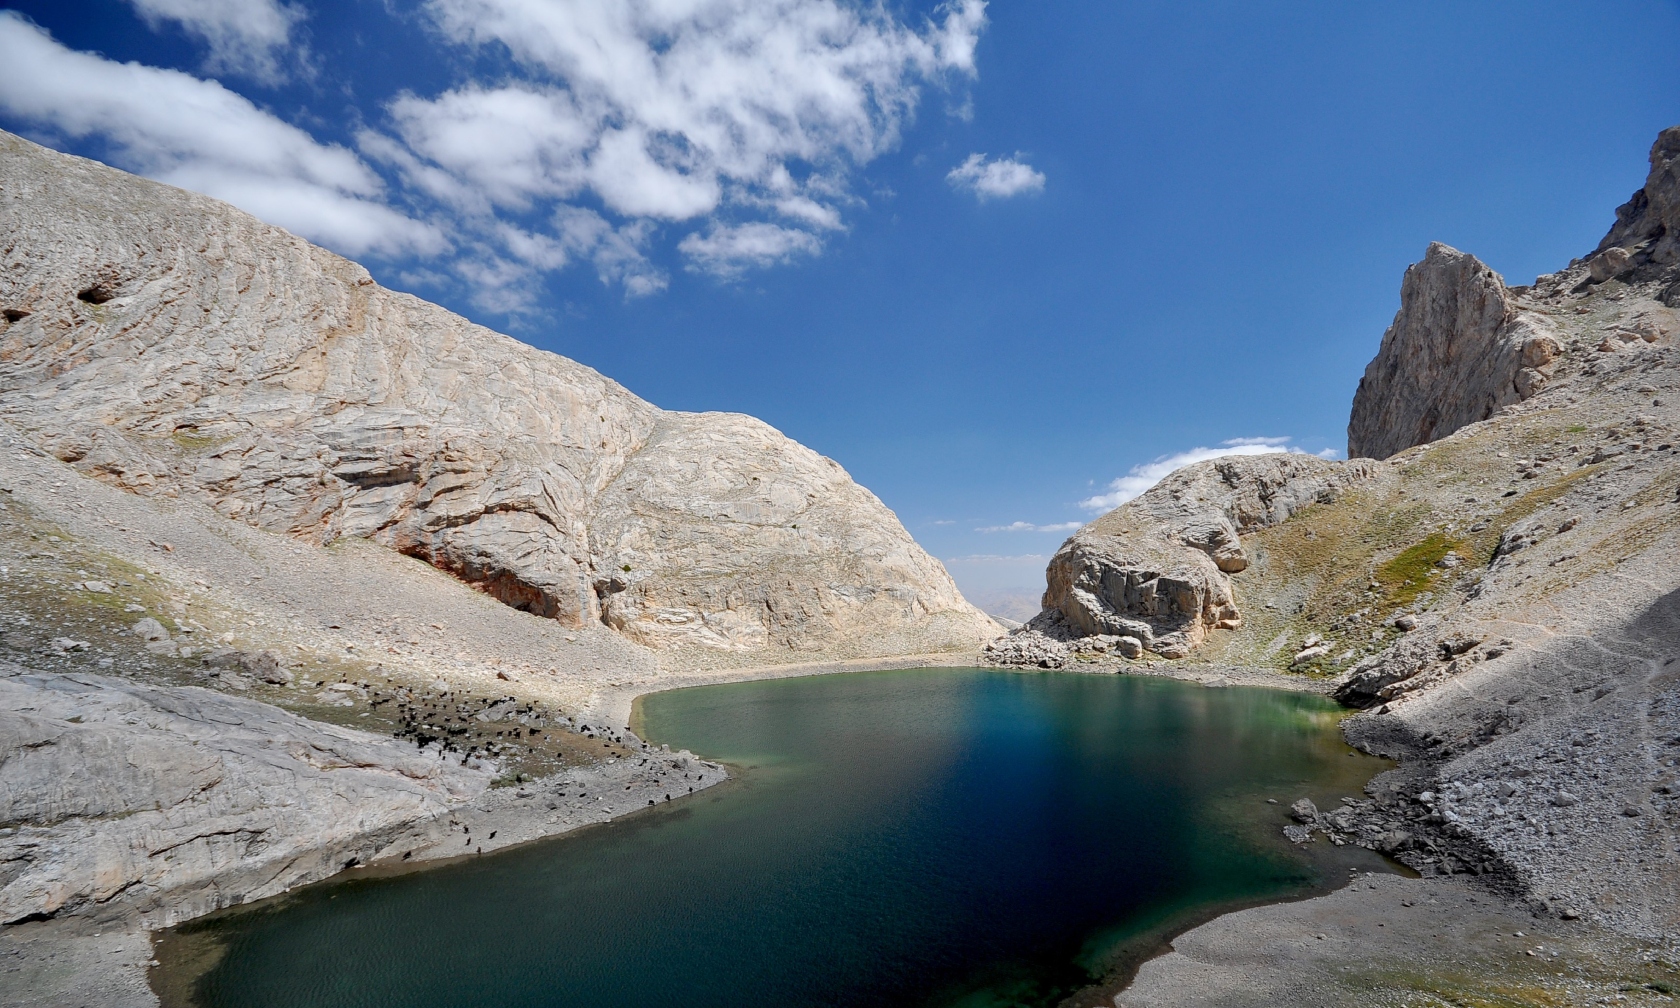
[0,131,997,667]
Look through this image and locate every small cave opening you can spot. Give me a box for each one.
[1,308,28,322]
[76,284,117,305]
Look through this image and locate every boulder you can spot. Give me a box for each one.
[1587,246,1634,283]
[130,618,168,642]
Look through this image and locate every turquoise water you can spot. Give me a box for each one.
[160,668,1390,1008]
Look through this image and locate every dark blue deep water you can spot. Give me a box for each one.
[157,669,1390,1008]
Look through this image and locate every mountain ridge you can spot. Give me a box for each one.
[0,129,996,664]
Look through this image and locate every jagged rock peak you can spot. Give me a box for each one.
[1347,243,1561,461]
[0,130,996,659]
[1595,125,1680,282]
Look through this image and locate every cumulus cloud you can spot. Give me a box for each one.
[1079,438,1336,513]
[679,222,823,276]
[946,152,1044,199]
[0,14,441,258]
[975,520,1083,533]
[125,0,306,83]
[370,0,987,282]
[3,1,997,305]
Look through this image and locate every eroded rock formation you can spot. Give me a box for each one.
[0,131,994,658]
[0,667,483,927]
[1594,124,1680,286]
[999,125,1680,943]
[1347,243,1563,461]
[1000,454,1375,663]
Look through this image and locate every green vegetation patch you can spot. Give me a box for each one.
[170,430,232,452]
[1376,531,1466,610]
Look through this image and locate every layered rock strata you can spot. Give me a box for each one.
[0,666,480,927]
[0,130,995,661]
[0,663,727,931]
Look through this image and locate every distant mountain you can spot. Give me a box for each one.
[965,589,1043,625]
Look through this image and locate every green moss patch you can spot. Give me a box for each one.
[1375,532,1465,610]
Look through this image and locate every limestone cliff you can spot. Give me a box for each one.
[1347,243,1564,461]
[0,131,994,662]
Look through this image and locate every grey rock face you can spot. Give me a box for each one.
[1596,125,1680,279]
[1036,453,1375,657]
[0,132,994,659]
[0,665,484,928]
[1347,243,1562,460]
[1350,128,1680,462]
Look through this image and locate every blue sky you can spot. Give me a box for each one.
[3,1,1679,603]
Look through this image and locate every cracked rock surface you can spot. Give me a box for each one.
[0,130,995,666]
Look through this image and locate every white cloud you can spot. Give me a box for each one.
[946,152,1044,200]
[125,0,306,83]
[1079,438,1336,512]
[0,13,441,258]
[372,0,987,284]
[678,222,823,276]
[976,520,1083,533]
[3,1,996,305]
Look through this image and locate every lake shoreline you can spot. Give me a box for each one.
[7,656,1370,1008]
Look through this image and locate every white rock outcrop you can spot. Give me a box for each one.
[1034,453,1376,658]
[0,666,484,927]
[1347,243,1563,461]
[0,131,994,659]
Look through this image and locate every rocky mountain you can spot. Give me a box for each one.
[996,126,1680,941]
[0,130,996,664]
[1027,453,1376,660]
[0,129,993,1005]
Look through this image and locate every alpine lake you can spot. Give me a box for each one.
[153,667,1394,1008]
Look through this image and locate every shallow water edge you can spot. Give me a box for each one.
[149,665,1392,1008]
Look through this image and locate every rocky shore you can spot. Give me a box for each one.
[5,88,1680,1008]
[1120,872,1680,1008]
